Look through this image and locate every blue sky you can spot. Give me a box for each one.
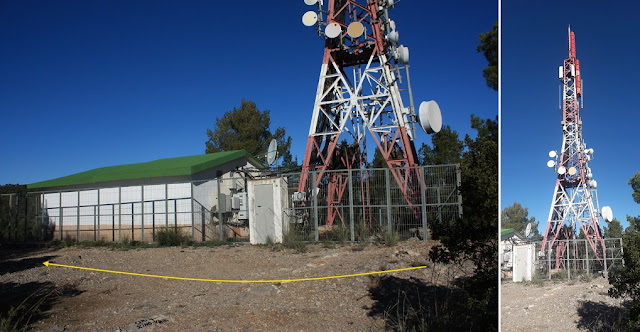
[0,1,497,186]
[502,1,640,232]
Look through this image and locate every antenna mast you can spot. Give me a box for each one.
[295,0,442,227]
[541,26,612,270]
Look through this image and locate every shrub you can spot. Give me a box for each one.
[154,227,192,247]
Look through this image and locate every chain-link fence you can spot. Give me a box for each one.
[0,165,461,244]
[533,238,624,280]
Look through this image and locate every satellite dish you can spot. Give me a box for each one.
[418,101,442,134]
[387,30,399,45]
[267,139,278,165]
[388,20,396,31]
[302,11,318,26]
[587,172,592,179]
[547,160,556,168]
[601,206,613,222]
[325,22,341,38]
[548,150,557,158]
[525,223,532,238]
[347,22,364,38]
[568,167,577,175]
[590,180,597,188]
[396,45,409,65]
[304,0,317,5]
[558,166,566,175]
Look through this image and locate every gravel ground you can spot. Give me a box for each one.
[501,277,628,331]
[0,239,469,331]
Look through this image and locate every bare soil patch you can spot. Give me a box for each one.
[1,239,470,331]
[501,277,628,331]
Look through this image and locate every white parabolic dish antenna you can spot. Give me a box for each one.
[525,223,532,237]
[325,22,341,38]
[302,11,318,26]
[267,139,278,165]
[601,206,613,222]
[304,0,318,5]
[418,101,442,134]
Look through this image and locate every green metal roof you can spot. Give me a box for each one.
[28,150,257,190]
[501,228,516,236]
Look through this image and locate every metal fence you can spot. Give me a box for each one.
[533,238,625,280]
[0,165,461,244]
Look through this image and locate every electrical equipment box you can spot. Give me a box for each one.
[231,196,240,210]
[218,193,232,213]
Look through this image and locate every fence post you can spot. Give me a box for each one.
[118,186,122,243]
[152,201,156,241]
[602,238,608,278]
[385,168,392,233]
[93,206,97,241]
[40,194,45,241]
[174,200,178,231]
[456,164,463,219]
[76,191,80,242]
[585,239,589,277]
[131,203,135,241]
[24,194,29,241]
[165,184,169,229]
[348,169,355,242]
[547,242,551,280]
[141,185,145,242]
[97,189,101,241]
[420,167,428,241]
[217,178,224,242]
[190,182,194,242]
[312,171,319,242]
[111,205,115,242]
[567,240,571,280]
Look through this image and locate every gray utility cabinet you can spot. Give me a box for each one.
[248,177,289,244]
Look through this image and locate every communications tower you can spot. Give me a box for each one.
[294,0,443,227]
[542,26,612,269]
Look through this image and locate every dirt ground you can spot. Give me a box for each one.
[0,239,474,331]
[501,277,629,331]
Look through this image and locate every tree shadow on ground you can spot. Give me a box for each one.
[0,281,83,329]
[576,300,628,332]
[367,275,490,331]
[0,254,58,275]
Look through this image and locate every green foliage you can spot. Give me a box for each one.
[477,21,498,91]
[154,227,192,247]
[603,218,624,239]
[371,148,388,169]
[204,99,295,166]
[630,172,640,204]
[418,125,464,166]
[324,226,350,243]
[608,231,640,329]
[608,171,640,329]
[429,115,498,331]
[501,202,541,240]
[282,225,309,253]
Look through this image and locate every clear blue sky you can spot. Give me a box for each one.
[502,1,640,233]
[0,1,497,186]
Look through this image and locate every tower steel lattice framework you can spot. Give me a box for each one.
[295,0,441,227]
[541,27,611,269]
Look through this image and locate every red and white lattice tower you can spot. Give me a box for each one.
[295,0,442,227]
[541,26,612,269]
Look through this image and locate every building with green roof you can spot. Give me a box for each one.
[32,150,265,242]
